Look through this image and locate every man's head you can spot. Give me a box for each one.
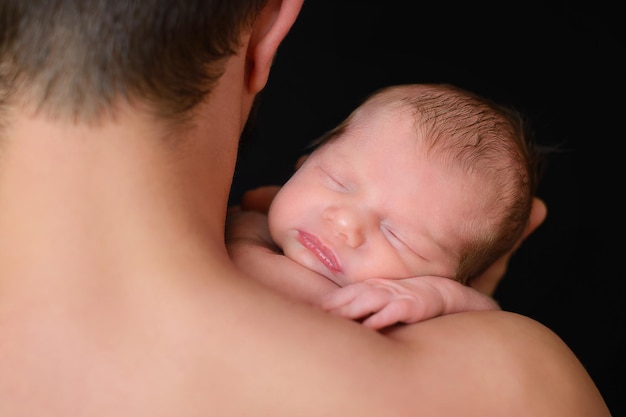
[268,83,542,286]
[0,0,270,126]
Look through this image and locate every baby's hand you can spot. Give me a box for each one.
[318,276,499,330]
[226,209,279,257]
[240,185,282,214]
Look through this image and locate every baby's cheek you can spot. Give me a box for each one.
[356,246,418,281]
[282,239,319,274]
[266,206,288,246]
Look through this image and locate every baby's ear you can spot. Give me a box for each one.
[517,197,548,249]
[470,197,548,296]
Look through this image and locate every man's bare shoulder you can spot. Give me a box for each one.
[0,276,610,417]
[381,310,611,417]
[191,284,610,417]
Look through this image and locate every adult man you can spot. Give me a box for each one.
[0,0,610,415]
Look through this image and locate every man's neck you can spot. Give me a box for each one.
[0,104,236,291]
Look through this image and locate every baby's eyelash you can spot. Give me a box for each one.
[380,223,428,260]
[382,224,423,259]
[322,168,347,190]
[381,224,401,242]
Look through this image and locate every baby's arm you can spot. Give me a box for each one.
[320,277,500,330]
[226,208,339,304]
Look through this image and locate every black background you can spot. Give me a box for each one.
[230,2,623,415]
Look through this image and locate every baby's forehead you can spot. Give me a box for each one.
[349,98,417,136]
[314,84,480,162]
[327,113,416,160]
[358,89,416,115]
[309,101,424,166]
[349,86,441,131]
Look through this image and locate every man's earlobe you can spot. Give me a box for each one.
[246,0,304,94]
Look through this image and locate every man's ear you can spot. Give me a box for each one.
[246,0,304,94]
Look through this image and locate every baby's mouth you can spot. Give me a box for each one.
[297,230,342,273]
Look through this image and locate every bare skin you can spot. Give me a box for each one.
[0,0,610,415]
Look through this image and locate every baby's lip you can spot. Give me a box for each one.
[297,230,342,273]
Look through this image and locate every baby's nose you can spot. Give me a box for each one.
[323,206,367,248]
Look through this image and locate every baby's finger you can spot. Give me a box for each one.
[324,288,392,321]
[361,301,413,330]
[241,186,281,213]
[318,284,364,310]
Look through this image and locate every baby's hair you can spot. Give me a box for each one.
[310,83,545,284]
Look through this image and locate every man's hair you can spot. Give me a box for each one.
[0,0,268,124]
[312,83,545,284]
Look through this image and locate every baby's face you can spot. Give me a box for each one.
[268,109,493,286]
